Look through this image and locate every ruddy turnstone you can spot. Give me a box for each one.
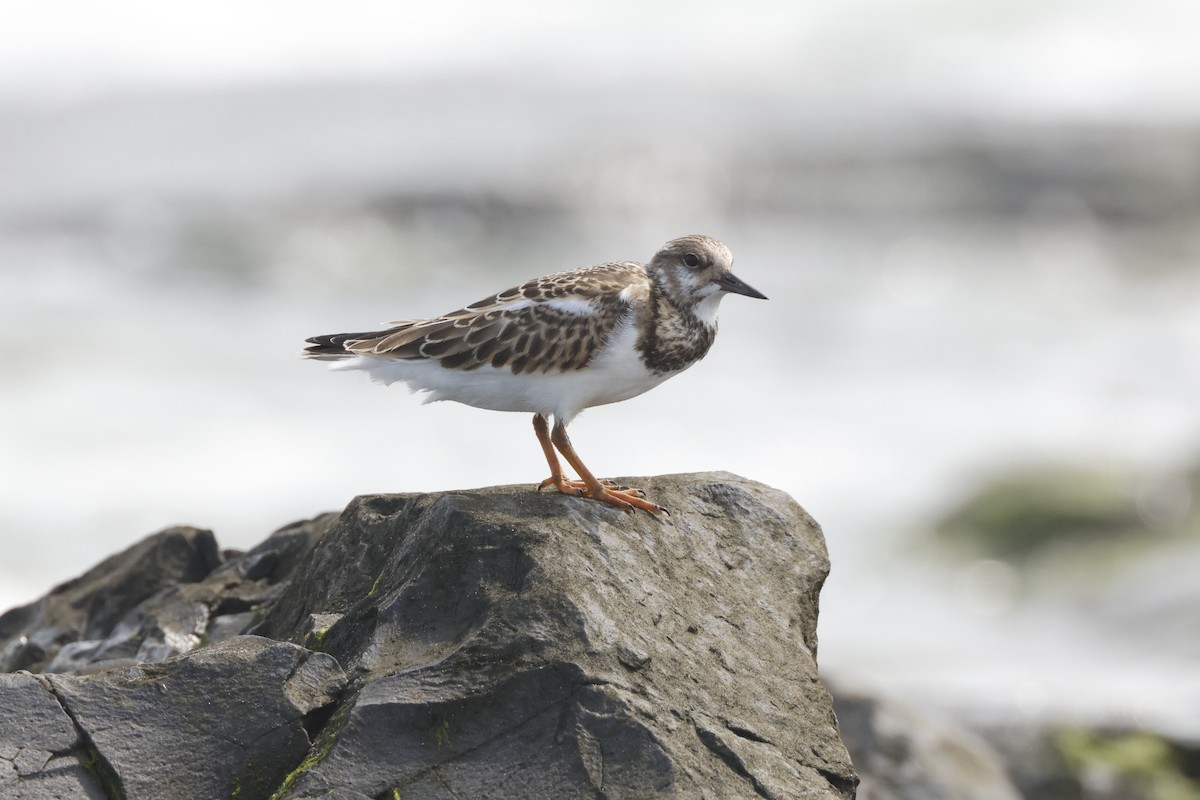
[303,234,766,515]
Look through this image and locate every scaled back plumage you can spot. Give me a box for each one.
[304,261,648,375]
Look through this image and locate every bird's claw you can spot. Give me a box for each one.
[537,474,663,517]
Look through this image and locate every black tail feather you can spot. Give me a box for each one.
[302,330,390,359]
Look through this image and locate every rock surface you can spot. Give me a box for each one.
[0,671,106,799]
[831,684,1022,800]
[0,472,857,799]
[50,636,345,800]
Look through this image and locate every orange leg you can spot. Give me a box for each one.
[534,415,622,494]
[533,414,583,496]
[547,419,666,516]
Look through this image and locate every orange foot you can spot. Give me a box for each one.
[538,476,634,493]
[537,475,665,516]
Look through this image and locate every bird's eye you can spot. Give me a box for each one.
[683,252,701,268]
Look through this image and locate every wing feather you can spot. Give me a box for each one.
[304,261,649,374]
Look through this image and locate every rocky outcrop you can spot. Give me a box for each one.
[0,526,223,673]
[0,472,857,799]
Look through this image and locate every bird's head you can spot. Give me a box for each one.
[647,235,767,323]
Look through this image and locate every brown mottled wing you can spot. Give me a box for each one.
[338,262,648,374]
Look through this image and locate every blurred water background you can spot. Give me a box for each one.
[2,0,1199,742]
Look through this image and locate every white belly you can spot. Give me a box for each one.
[331,320,680,423]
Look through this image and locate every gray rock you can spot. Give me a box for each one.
[0,526,220,672]
[0,671,107,799]
[257,473,854,799]
[832,684,1021,800]
[48,635,346,800]
[41,639,105,674]
[4,513,336,676]
[2,473,855,799]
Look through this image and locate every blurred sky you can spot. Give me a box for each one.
[3,0,1200,731]
[4,0,1200,119]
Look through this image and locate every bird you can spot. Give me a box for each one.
[303,234,767,516]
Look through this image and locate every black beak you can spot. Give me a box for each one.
[716,272,768,300]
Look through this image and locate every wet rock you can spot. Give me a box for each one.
[48,635,346,800]
[2,514,336,675]
[0,672,107,799]
[0,526,220,672]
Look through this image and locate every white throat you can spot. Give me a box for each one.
[692,290,725,328]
